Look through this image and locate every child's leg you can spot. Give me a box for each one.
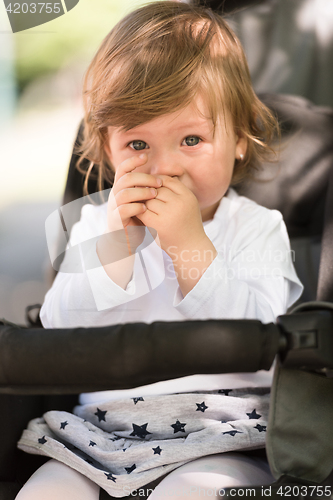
[15,459,100,500]
[148,452,274,500]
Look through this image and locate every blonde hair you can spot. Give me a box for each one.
[76,0,279,195]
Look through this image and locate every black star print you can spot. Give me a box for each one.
[38,436,47,445]
[105,472,116,482]
[223,430,242,436]
[130,423,152,438]
[109,435,122,441]
[95,408,107,422]
[254,424,267,432]
[218,389,232,395]
[89,441,97,447]
[132,397,144,404]
[60,421,68,430]
[246,409,261,420]
[125,464,136,474]
[171,420,186,433]
[153,446,162,455]
[123,448,127,452]
[196,402,208,413]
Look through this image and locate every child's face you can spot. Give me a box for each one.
[105,96,247,221]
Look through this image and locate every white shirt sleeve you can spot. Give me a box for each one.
[173,262,290,324]
[40,203,139,328]
[174,201,303,324]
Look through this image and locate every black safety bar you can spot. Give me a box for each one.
[1,302,332,395]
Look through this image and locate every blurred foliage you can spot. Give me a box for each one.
[14,0,151,94]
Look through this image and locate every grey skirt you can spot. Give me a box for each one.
[17,388,270,498]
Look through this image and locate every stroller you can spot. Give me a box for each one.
[0,93,333,499]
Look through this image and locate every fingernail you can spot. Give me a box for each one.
[157,178,162,186]
[139,153,147,159]
[150,188,157,196]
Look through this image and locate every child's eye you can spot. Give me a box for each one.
[129,140,148,151]
[182,136,201,147]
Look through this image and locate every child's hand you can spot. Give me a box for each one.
[136,175,217,296]
[106,154,162,251]
[136,175,206,255]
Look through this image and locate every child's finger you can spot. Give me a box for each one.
[147,186,173,203]
[115,187,157,206]
[144,197,165,214]
[115,171,162,193]
[108,201,147,232]
[155,175,184,195]
[114,154,147,184]
[116,202,147,225]
[136,206,159,226]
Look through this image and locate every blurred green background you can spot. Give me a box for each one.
[14,0,145,94]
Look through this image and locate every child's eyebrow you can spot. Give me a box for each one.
[174,121,208,129]
[118,118,213,135]
[172,120,213,131]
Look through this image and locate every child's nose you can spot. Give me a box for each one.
[148,153,184,177]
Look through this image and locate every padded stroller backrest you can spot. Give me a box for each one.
[238,94,333,238]
[59,93,333,300]
[238,94,333,301]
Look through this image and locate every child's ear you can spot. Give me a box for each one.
[235,132,248,160]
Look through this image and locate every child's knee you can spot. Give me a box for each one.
[15,459,100,500]
[147,453,274,500]
[16,478,99,500]
[16,481,58,500]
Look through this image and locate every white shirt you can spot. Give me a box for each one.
[40,188,303,403]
